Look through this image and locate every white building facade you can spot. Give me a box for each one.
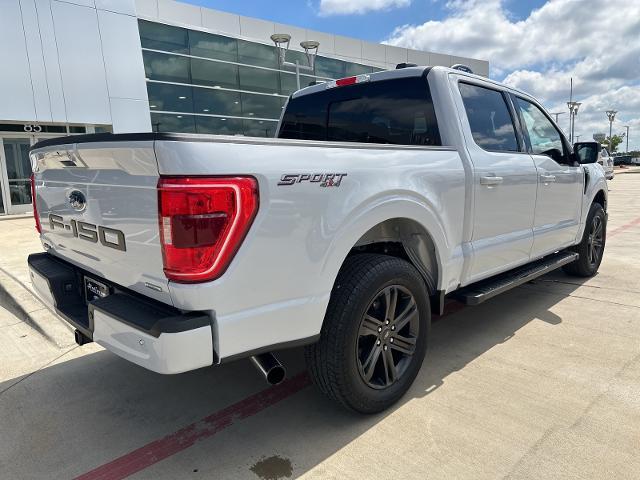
[0,0,488,215]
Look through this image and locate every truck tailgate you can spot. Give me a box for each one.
[30,140,171,305]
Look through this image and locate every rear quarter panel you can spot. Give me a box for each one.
[155,138,465,359]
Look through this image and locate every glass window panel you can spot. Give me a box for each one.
[240,92,284,119]
[195,116,242,135]
[280,72,298,96]
[515,97,565,158]
[237,40,278,68]
[283,50,308,69]
[345,62,373,76]
[3,139,32,206]
[238,66,280,94]
[279,77,441,146]
[3,139,31,180]
[243,119,278,138]
[139,20,189,54]
[143,51,191,83]
[188,30,237,62]
[147,83,194,113]
[280,72,319,95]
[150,113,196,133]
[191,58,239,90]
[192,87,241,116]
[315,56,346,79]
[459,83,518,152]
[41,125,67,133]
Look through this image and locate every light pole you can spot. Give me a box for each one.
[567,101,581,143]
[623,125,630,153]
[270,33,319,90]
[551,111,566,123]
[606,110,617,154]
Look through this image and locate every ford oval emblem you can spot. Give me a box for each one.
[68,190,87,212]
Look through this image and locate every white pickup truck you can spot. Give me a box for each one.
[28,66,607,413]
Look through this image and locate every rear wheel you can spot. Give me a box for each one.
[305,254,430,413]
[563,202,606,277]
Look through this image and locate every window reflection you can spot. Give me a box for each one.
[140,20,384,136]
[147,83,194,113]
[193,87,241,116]
[151,113,196,133]
[196,116,242,135]
[139,20,189,54]
[238,40,278,68]
[243,119,278,137]
[143,51,190,83]
[241,93,284,119]
[189,30,237,62]
[191,58,238,90]
[238,66,280,94]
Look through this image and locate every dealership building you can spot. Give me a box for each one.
[0,0,488,215]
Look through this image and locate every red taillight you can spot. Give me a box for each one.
[335,76,358,86]
[326,74,370,89]
[158,176,259,283]
[30,174,42,234]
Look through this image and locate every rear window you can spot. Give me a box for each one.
[278,77,441,146]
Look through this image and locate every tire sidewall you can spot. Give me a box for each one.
[580,204,606,275]
[337,258,430,410]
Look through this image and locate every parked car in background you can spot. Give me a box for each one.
[613,154,632,166]
[598,147,615,179]
[631,156,640,165]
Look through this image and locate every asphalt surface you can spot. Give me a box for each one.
[1,171,640,479]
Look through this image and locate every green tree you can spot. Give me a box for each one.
[601,134,624,153]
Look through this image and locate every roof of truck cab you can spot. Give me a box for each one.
[290,65,533,101]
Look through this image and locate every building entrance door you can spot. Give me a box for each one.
[0,138,33,215]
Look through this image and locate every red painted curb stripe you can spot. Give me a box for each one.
[608,216,640,238]
[74,372,311,480]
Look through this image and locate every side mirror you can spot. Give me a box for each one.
[574,142,601,164]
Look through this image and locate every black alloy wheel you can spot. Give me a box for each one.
[356,285,419,389]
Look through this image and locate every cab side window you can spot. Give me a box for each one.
[459,82,519,152]
[515,97,567,163]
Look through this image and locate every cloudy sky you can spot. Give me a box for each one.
[189,0,639,149]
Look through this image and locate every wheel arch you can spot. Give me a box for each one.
[593,189,607,210]
[349,218,439,294]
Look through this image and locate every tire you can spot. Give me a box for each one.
[563,202,606,277]
[305,254,430,414]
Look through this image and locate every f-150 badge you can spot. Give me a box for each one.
[278,173,347,187]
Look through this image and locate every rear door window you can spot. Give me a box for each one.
[459,83,519,152]
[278,77,441,146]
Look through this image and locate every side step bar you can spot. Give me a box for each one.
[454,251,579,306]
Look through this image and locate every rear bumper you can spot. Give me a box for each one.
[28,252,214,374]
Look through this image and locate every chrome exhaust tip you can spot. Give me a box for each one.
[250,352,286,385]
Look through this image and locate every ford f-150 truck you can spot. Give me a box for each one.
[28,66,607,413]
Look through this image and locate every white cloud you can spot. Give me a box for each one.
[385,0,640,150]
[318,0,410,16]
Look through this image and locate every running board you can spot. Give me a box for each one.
[454,251,579,306]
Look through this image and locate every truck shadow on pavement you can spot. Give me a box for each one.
[0,273,587,479]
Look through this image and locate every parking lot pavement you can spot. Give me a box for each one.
[1,174,640,480]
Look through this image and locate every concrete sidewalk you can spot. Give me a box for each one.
[1,176,640,480]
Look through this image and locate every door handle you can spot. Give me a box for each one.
[480,176,503,186]
[540,174,556,183]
